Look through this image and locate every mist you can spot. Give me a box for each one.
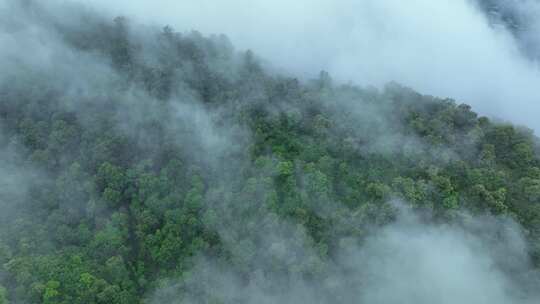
[70,0,540,131]
[150,205,540,304]
[2,0,540,303]
[478,0,540,61]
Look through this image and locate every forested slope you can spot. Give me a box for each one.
[1,3,540,304]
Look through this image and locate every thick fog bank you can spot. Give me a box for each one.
[68,0,540,131]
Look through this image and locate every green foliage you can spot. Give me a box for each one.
[0,285,8,304]
[1,10,540,304]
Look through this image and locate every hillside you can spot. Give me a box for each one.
[1,3,540,304]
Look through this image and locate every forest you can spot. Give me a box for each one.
[1,2,540,304]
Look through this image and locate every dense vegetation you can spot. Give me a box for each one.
[1,5,540,304]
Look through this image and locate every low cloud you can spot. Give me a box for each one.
[2,1,540,303]
[69,0,540,131]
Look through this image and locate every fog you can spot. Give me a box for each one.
[478,0,540,61]
[150,204,540,304]
[1,0,540,303]
[70,0,540,131]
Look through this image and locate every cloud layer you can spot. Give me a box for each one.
[2,1,540,303]
[69,0,540,131]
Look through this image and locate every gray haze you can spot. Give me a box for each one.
[69,0,540,131]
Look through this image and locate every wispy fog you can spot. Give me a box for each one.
[150,204,540,304]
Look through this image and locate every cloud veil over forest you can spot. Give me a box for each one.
[1,0,540,303]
